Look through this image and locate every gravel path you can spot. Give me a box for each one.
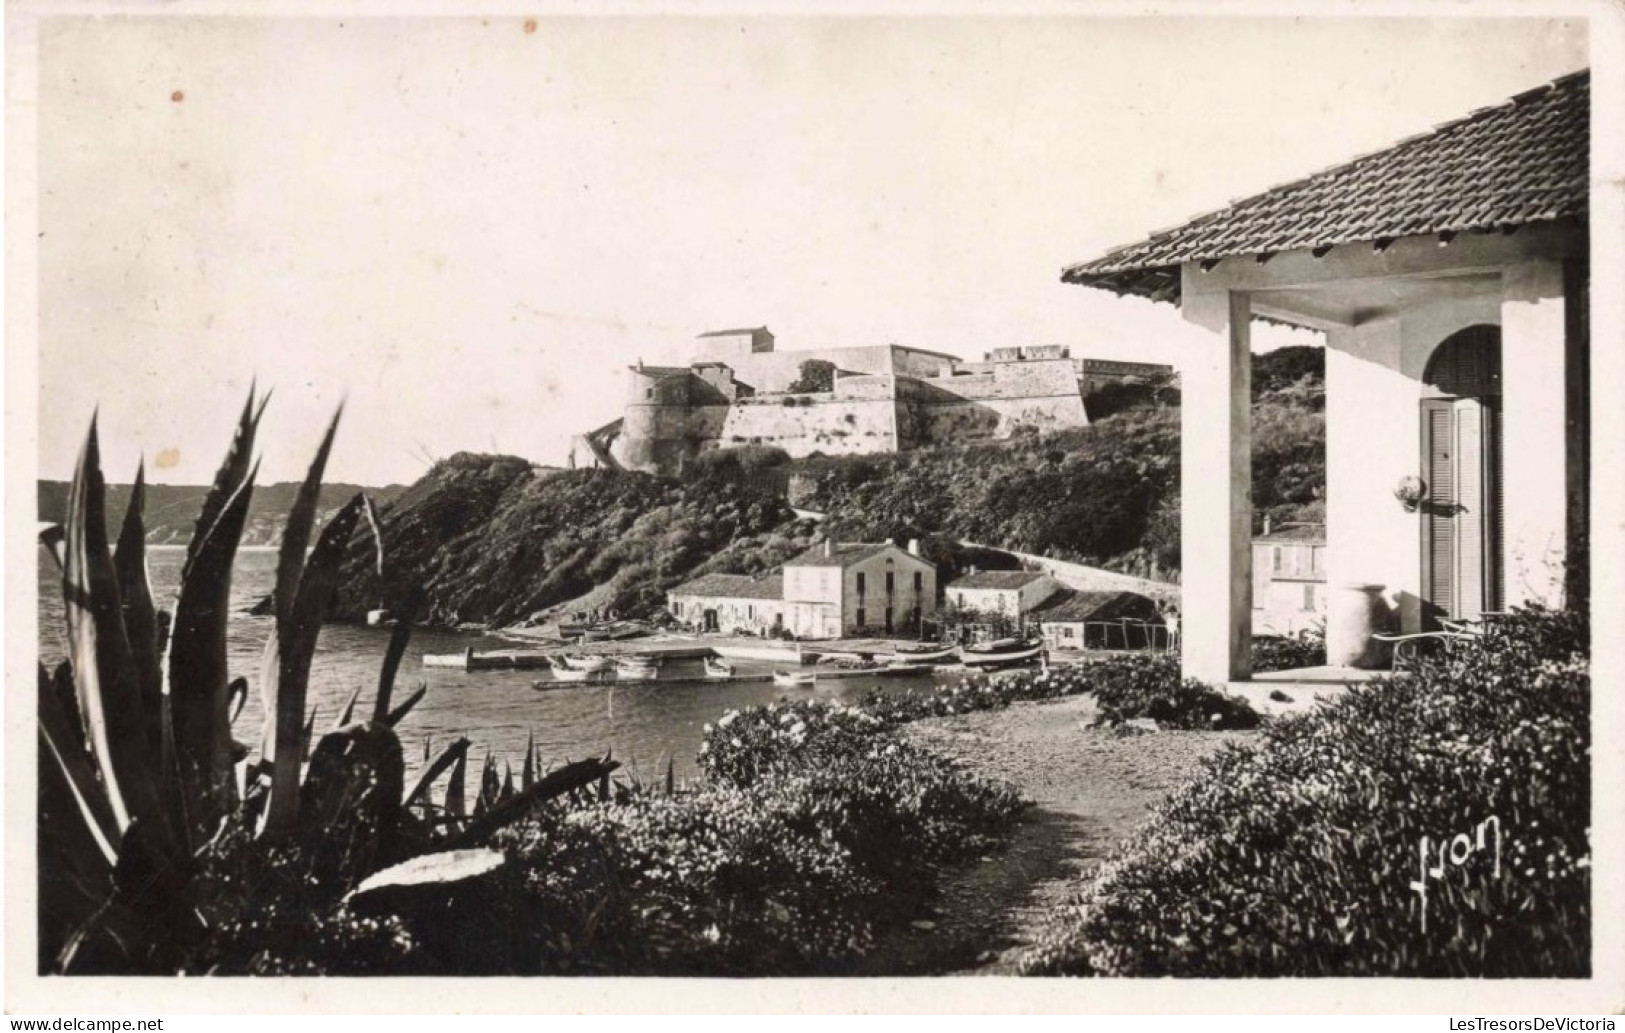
[859,695,1253,975]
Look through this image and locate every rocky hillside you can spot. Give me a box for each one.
[331,347,1324,628]
[328,454,815,627]
[37,480,407,547]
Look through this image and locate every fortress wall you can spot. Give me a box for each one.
[716,395,899,457]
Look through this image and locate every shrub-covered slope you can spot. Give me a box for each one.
[329,453,812,626]
[795,346,1325,579]
[1020,605,1590,977]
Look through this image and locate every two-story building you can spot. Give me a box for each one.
[782,541,937,639]
[943,570,1061,629]
[1252,522,1327,636]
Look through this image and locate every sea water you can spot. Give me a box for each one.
[37,547,937,785]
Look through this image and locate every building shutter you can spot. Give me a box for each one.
[1422,399,1457,622]
[1454,399,1486,621]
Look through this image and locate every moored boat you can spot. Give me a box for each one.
[703,657,735,680]
[772,669,817,689]
[545,659,616,684]
[549,653,615,673]
[961,638,1045,669]
[880,643,959,665]
[615,655,661,680]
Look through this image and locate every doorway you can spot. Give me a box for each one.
[1419,325,1502,625]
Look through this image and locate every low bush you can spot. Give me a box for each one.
[1020,604,1590,977]
[1252,629,1327,672]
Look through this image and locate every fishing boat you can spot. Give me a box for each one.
[615,655,661,681]
[880,643,959,665]
[549,653,615,673]
[703,657,735,680]
[545,658,616,684]
[960,637,1045,669]
[772,669,817,689]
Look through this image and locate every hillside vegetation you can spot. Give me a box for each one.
[796,346,1324,580]
[333,347,1324,627]
[329,456,815,627]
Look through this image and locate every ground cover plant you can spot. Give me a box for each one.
[857,653,1261,731]
[1019,604,1590,977]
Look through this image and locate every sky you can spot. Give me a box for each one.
[32,13,1588,486]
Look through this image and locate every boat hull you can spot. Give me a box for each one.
[961,641,1045,668]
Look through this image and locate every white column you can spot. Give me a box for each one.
[1501,260,1569,607]
[1178,289,1253,682]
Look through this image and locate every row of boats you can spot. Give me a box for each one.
[539,637,1047,689]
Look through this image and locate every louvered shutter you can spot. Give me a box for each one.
[1421,399,1457,623]
[1455,399,1486,621]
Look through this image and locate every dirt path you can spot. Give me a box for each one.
[860,695,1251,975]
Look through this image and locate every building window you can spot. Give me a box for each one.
[1302,584,1316,611]
[885,572,895,596]
[856,572,866,597]
[1272,546,1283,573]
[856,608,867,628]
[913,572,923,594]
[645,388,654,399]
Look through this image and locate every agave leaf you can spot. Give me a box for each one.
[186,387,264,572]
[374,587,424,724]
[522,729,536,791]
[112,463,164,756]
[500,761,515,804]
[336,682,365,729]
[383,684,427,728]
[169,459,257,839]
[445,756,620,850]
[258,493,365,840]
[665,754,675,798]
[39,524,66,572]
[299,721,404,883]
[272,406,342,632]
[445,748,468,822]
[38,668,120,866]
[404,736,470,808]
[300,707,318,764]
[62,417,156,838]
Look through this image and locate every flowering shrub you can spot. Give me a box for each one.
[1020,605,1589,977]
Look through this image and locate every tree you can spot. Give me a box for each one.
[786,359,836,394]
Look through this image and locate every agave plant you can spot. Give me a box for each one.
[38,391,617,974]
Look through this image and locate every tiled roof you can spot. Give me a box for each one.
[628,364,692,379]
[1255,523,1327,545]
[669,572,784,601]
[1063,70,1588,303]
[697,327,768,338]
[948,570,1050,590]
[1031,589,1159,624]
[784,542,926,569]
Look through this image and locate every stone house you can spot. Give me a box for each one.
[1062,70,1590,681]
[782,541,938,639]
[943,570,1062,628]
[667,573,785,635]
[1252,522,1328,637]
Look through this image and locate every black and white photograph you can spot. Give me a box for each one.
[4,0,1621,1015]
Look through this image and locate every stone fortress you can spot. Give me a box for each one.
[571,327,1171,476]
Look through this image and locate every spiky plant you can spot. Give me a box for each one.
[38,392,617,973]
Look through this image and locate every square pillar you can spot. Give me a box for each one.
[1501,260,1570,608]
[1178,288,1253,682]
